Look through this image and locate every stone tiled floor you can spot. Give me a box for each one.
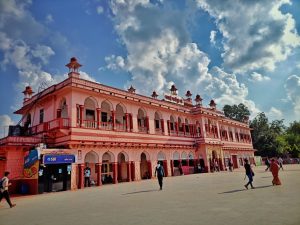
[1,165,300,225]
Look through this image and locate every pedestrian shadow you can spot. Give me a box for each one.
[219,185,273,194]
[122,189,159,195]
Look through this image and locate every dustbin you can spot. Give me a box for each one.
[20,183,29,194]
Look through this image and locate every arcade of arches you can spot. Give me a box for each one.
[75,148,255,189]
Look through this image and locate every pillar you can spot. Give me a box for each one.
[111,110,116,130]
[147,160,152,178]
[127,161,132,182]
[219,158,224,171]
[96,108,101,129]
[112,162,118,184]
[175,122,179,135]
[167,120,170,135]
[145,116,149,133]
[183,123,186,136]
[95,163,102,186]
[79,105,84,127]
[160,119,165,134]
[170,160,174,176]
[163,160,168,177]
[125,113,129,131]
[131,161,135,181]
[78,164,85,189]
[129,113,133,132]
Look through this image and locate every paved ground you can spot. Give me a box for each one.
[1,165,300,225]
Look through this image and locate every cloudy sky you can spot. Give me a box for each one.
[0,0,300,135]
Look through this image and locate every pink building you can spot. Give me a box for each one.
[0,58,254,194]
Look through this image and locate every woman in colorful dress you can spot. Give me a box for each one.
[270,159,281,185]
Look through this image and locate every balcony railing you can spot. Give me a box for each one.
[30,118,70,135]
[115,123,126,131]
[155,128,163,135]
[100,122,113,130]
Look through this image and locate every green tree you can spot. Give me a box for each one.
[250,113,278,157]
[285,121,300,157]
[223,103,250,122]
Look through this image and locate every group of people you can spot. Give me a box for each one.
[244,157,283,189]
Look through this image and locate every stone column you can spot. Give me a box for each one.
[160,119,165,134]
[112,162,118,184]
[78,164,85,189]
[163,160,168,177]
[131,161,136,181]
[127,161,132,182]
[96,108,101,129]
[125,113,129,131]
[79,105,84,127]
[95,163,102,186]
[111,110,116,130]
[170,160,174,176]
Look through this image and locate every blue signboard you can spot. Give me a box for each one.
[44,154,75,164]
[24,149,39,168]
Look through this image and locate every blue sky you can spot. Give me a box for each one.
[0,0,300,136]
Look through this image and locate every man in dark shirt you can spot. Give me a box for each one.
[155,162,165,190]
[244,159,255,189]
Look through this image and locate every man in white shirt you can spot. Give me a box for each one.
[0,171,16,208]
[278,157,284,170]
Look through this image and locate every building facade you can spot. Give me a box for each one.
[0,58,254,194]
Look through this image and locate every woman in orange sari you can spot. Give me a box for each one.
[270,159,281,185]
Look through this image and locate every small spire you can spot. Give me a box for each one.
[22,86,34,101]
[195,94,203,106]
[170,84,177,95]
[66,57,82,73]
[151,91,158,99]
[128,85,136,94]
[209,99,217,110]
[185,90,192,98]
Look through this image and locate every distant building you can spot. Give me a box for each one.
[0,58,254,194]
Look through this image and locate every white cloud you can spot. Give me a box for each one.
[45,14,54,24]
[285,74,300,116]
[31,44,55,64]
[195,0,300,73]
[0,114,15,138]
[266,107,283,120]
[96,6,104,15]
[107,0,260,116]
[249,72,271,82]
[210,30,216,45]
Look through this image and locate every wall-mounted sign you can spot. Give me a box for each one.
[24,149,38,168]
[44,154,75,164]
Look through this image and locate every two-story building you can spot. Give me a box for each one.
[0,58,254,194]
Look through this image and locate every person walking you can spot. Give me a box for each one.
[270,159,282,185]
[84,164,91,187]
[228,159,233,172]
[265,158,270,171]
[0,171,16,208]
[155,162,165,190]
[277,157,284,170]
[244,159,255,189]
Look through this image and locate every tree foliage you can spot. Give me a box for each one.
[250,114,300,157]
[223,103,250,122]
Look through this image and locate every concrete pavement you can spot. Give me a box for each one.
[1,165,300,225]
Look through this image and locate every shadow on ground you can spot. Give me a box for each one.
[122,189,159,195]
[219,185,273,194]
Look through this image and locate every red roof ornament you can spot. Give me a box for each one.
[209,99,217,110]
[151,91,158,98]
[195,94,203,106]
[170,84,177,95]
[66,57,82,72]
[185,90,192,98]
[128,85,136,93]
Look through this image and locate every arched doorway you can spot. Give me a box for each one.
[157,151,168,177]
[102,152,114,184]
[101,100,113,129]
[140,152,151,179]
[137,108,147,132]
[117,152,128,182]
[181,152,188,175]
[84,151,99,187]
[116,104,126,131]
[84,97,97,128]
